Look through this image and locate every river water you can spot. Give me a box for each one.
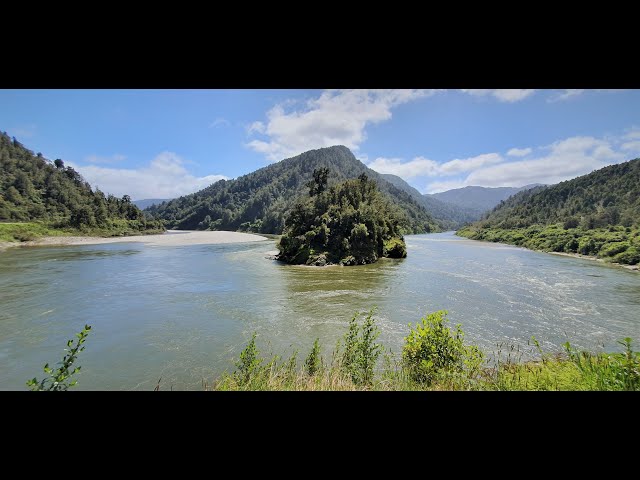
[1,232,639,390]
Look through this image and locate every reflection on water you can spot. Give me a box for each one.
[1,232,639,390]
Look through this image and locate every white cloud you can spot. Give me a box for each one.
[507,147,532,157]
[84,154,127,164]
[461,89,535,102]
[71,152,228,200]
[209,117,230,128]
[247,121,265,135]
[459,135,626,188]
[438,153,504,175]
[367,156,439,179]
[548,89,585,102]
[246,89,441,161]
[621,140,640,153]
[367,153,503,179]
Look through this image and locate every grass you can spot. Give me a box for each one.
[204,312,640,392]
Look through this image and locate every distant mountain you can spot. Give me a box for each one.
[147,145,438,234]
[467,159,640,229]
[380,173,482,230]
[0,132,161,232]
[427,184,543,213]
[133,198,170,210]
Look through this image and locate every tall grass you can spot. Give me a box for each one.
[208,311,639,391]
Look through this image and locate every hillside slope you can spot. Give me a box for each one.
[458,158,640,266]
[0,132,162,236]
[380,173,481,229]
[148,145,438,234]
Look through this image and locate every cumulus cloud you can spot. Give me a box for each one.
[367,156,439,179]
[461,89,536,102]
[367,153,503,179]
[209,117,230,128]
[71,152,228,199]
[423,133,631,193]
[548,89,585,102]
[507,147,532,157]
[84,154,127,164]
[246,89,440,161]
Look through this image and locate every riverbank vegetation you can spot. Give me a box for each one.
[209,309,639,391]
[0,132,164,240]
[276,170,407,266]
[457,158,640,265]
[457,224,640,266]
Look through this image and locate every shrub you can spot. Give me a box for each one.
[613,246,640,265]
[383,237,407,258]
[341,308,382,385]
[27,324,92,391]
[234,333,262,385]
[304,338,321,376]
[402,310,484,385]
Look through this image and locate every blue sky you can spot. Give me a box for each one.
[1,89,639,200]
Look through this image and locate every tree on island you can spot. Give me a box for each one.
[277,169,407,266]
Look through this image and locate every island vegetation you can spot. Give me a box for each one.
[276,169,407,266]
[458,158,640,266]
[0,132,164,243]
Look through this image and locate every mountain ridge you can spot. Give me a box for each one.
[147,145,438,235]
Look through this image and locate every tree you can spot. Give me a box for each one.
[307,167,329,196]
[54,159,64,169]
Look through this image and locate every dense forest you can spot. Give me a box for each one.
[380,174,480,230]
[0,132,163,237]
[458,158,640,265]
[277,169,407,266]
[146,145,438,235]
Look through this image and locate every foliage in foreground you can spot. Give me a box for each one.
[27,324,92,391]
[210,310,640,391]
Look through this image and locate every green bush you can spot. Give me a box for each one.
[577,237,597,255]
[234,333,262,385]
[304,338,321,376]
[402,310,483,385]
[341,308,382,385]
[383,238,407,258]
[27,324,92,391]
[613,246,640,265]
[598,241,630,258]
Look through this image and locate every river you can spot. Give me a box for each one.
[1,232,639,390]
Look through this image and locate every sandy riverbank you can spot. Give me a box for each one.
[549,251,639,272]
[0,230,268,251]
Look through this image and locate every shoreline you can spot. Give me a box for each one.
[548,251,639,272]
[0,230,269,251]
[455,232,639,273]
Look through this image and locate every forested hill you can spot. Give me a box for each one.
[380,173,481,230]
[457,159,640,265]
[475,159,640,229]
[0,132,162,233]
[147,145,438,234]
